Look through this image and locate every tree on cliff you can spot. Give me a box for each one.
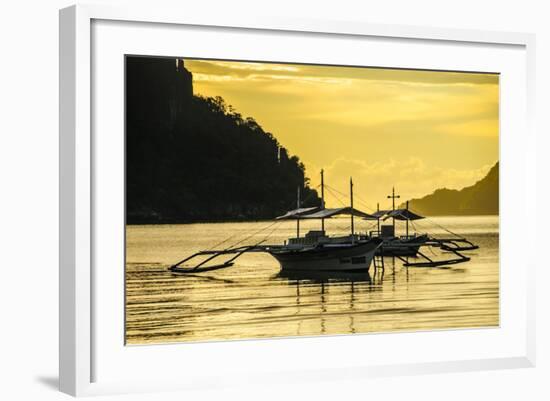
[126,56,320,223]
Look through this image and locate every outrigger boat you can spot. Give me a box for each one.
[365,202,429,257]
[270,183,382,271]
[361,188,479,266]
[169,171,479,273]
[170,172,383,273]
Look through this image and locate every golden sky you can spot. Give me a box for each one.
[185,59,499,210]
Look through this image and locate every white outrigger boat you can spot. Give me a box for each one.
[170,172,383,273]
[267,234,382,271]
[269,175,382,271]
[365,196,430,258]
[362,188,478,266]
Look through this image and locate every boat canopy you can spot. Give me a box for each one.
[275,206,320,220]
[369,210,389,219]
[300,207,377,220]
[382,209,425,221]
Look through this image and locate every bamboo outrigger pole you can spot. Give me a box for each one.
[387,187,400,235]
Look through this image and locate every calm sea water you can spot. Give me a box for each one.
[125,216,499,344]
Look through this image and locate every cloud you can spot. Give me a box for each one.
[183,58,499,196]
[187,59,498,87]
[188,59,499,139]
[279,78,499,138]
[307,157,494,209]
[193,60,301,73]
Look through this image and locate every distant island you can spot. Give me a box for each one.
[126,57,320,224]
[401,162,499,216]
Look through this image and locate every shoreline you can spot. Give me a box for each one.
[126,214,499,226]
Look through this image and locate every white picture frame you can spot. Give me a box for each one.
[59,4,536,397]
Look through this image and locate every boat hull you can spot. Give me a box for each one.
[269,240,381,271]
[378,234,428,257]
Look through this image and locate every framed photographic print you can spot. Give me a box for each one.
[60,4,536,396]
[124,55,500,345]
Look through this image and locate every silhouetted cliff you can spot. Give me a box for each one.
[126,56,320,223]
[401,162,499,216]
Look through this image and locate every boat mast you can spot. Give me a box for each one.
[296,185,301,238]
[321,169,325,232]
[406,200,409,237]
[377,202,380,234]
[350,177,354,239]
[387,187,400,236]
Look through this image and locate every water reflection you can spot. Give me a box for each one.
[275,267,387,336]
[169,272,236,284]
[126,218,499,344]
[276,269,373,284]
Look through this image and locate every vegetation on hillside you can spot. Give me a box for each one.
[401,162,499,216]
[126,66,320,223]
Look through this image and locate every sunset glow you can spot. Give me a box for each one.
[186,59,499,209]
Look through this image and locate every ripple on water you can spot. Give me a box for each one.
[125,217,499,344]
